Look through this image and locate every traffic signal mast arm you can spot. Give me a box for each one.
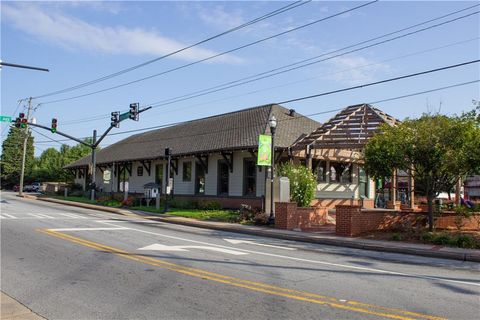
[26,121,93,148]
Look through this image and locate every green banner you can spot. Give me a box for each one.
[257,134,272,166]
[0,115,12,123]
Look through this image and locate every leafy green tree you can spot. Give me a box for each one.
[277,162,317,207]
[364,113,480,231]
[1,127,35,187]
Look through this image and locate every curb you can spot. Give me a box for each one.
[25,195,480,263]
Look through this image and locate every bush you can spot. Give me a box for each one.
[276,162,317,207]
[170,198,198,209]
[198,200,222,210]
[454,234,478,249]
[121,196,135,207]
[391,233,403,241]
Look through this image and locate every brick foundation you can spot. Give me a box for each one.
[335,205,427,237]
[275,202,327,231]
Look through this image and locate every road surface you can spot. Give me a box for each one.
[1,191,479,319]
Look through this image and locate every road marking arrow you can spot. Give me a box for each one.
[138,243,248,255]
[223,239,296,250]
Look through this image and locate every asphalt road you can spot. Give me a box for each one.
[1,191,479,320]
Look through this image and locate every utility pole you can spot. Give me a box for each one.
[18,97,32,196]
[90,130,97,201]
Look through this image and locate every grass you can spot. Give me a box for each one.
[131,205,239,222]
[45,194,97,205]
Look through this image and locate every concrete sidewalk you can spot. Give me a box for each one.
[1,292,45,320]
[24,195,480,262]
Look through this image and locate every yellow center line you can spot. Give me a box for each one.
[38,228,446,320]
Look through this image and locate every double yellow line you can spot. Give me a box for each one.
[39,229,446,320]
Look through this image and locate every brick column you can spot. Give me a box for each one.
[335,205,362,236]
[274,202,297,229]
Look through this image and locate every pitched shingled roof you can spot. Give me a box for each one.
[292,103,399,151]
[66,104,320,168]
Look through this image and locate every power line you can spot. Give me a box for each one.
[32,0,311,100]
[146,10,479,109]
[34,60,479,144]
[62,36,480,127]
[38,1,378,105]
[57,6,480,125]
[31,127,65,146]
[276,59,480,104]
[76,79,480,150]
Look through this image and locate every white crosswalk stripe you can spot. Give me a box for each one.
[0,213,17,219]
[0,212,87,220]
[56,212,86,219]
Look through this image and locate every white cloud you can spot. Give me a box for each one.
[326,56,391,85]
[2,3,242,63]
[197,4,246,30]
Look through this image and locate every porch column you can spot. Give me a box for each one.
[455,178,462,205]
[409,169,415,209]
[305,145,312,170]
[391,169,397,204]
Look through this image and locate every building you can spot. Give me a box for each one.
[66,104,319,209]
[66,103,406,210]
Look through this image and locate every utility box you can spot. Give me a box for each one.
[265,176,290,214]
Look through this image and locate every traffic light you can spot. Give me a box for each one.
[51,118,58,133]
[129,103,139,121]
[14,117,21,128]
[111,111,120,128]
[19,113,27,129]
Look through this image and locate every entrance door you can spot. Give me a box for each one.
[155,164,163,194]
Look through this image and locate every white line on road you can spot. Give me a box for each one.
[56,212,87,219]
[138,243,248,255]
[49,227,129,231]
[224,238,296,250]
[95,219,480,288]
[0,213,17,219]
[28,213,53,219]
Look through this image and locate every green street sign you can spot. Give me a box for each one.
[0,115,12,123]
[257,134,272,166]
[119,112,130,121]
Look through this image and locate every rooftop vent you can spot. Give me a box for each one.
[289,109,296,117]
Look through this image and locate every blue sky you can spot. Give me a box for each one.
[1,1,479,156]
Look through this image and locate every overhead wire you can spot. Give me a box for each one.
[37,1,379,105]
[57,5,480,125]
[34,61,480,145]
[32,0,312,99]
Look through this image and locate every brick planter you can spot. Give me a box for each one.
[275,202,327,231]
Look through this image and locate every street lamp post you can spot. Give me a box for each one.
[268,115,277,224]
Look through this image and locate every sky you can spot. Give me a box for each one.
[1,0,479,156]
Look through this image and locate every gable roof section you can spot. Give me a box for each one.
[66,104,320,168]
[292,103,399,151]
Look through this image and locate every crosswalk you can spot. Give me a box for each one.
[0,212,87,220]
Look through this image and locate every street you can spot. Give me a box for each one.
[1,191,479,320]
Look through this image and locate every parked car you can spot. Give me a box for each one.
[23,182,41,192]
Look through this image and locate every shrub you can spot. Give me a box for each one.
[121,196,135,207]
[391,233,402,241]
[170,198,198,209]
[276,162,317,207]
[454,234,478,249]
[198,200,222,210]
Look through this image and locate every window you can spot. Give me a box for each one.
[137,165,143,176]
[330,162,352,183]
[218,160,229,195]
[195,162,205,195]
[312,159,327,183]
[183,161,192,181]
[243,159,256,196]
[359,166,369,198]
[155,164,163,186]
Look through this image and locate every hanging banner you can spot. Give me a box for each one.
[257,134,272,166]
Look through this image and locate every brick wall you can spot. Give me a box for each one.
[435,214,480,231]
[275,202,327,231]
[335,205,426,236]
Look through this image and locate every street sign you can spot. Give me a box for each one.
[0,115,12,123]
[257,134,272,166]
[119,112,130,121]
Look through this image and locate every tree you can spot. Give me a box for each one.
[1,126,35,187]
[276,162,317,207]
[364,113,480,231]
